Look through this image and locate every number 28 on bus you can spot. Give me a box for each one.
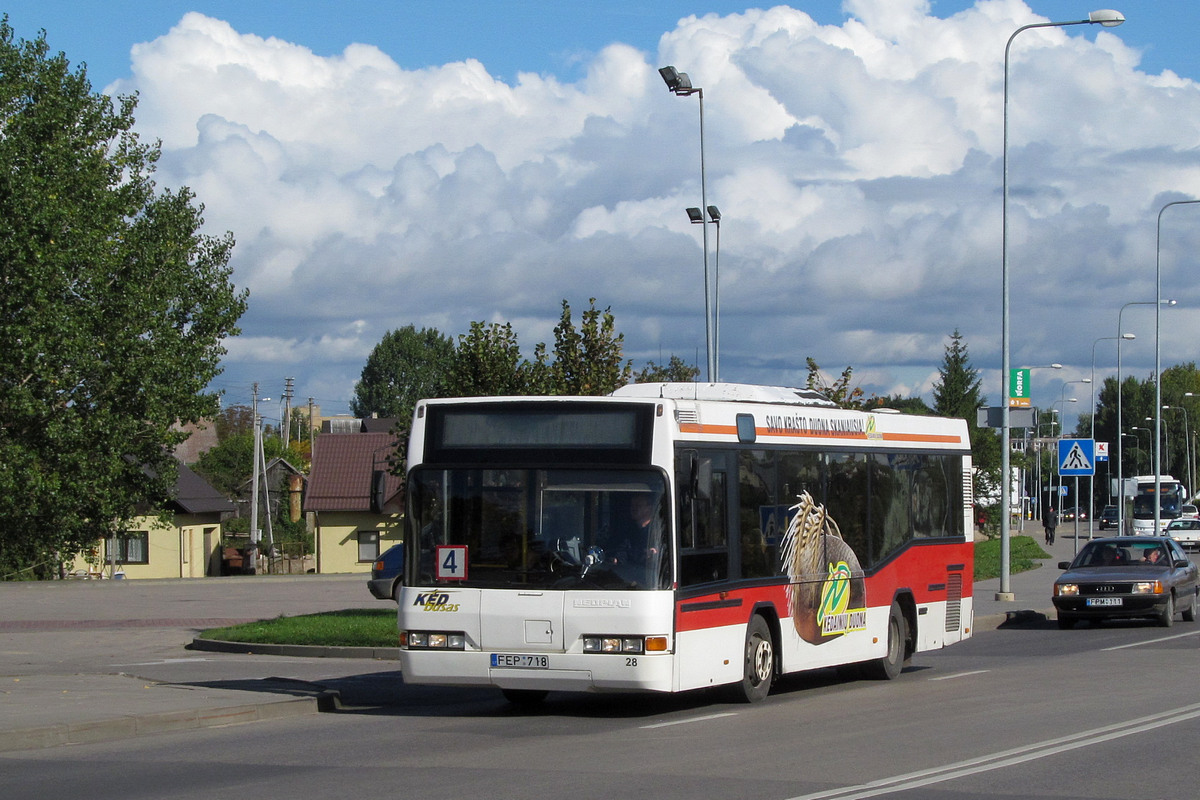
[397,382,975,704]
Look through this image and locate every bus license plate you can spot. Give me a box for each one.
[491,653,549,669]
[1086,598,1122,607]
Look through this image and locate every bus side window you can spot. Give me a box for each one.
[678,453,728,586]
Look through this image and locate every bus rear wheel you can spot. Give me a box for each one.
[732,615,774,703]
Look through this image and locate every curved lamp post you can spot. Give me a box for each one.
[1155,199,1200,530]
[998,9,1125,600]
[661,66,714,382]
[1116,299,1173,533]
[1161,406,1189,493]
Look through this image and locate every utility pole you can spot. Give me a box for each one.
[282,377,294,449]
[308,397,315,449]
[250,383,267,574]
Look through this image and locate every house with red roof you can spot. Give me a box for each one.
[303,431,404,573]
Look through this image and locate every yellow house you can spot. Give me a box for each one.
[71,461,234,579]
[304,432,404,573]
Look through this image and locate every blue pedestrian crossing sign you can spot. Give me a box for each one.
[1058,438,1095,476]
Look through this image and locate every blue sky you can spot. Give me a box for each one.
[5,1,1200,431]
[7,1,1199,87]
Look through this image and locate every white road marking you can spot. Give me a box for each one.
[927,669,990,681]
[1102,629,1200,650]
[785,702,1200,800]
[640,712,737,729]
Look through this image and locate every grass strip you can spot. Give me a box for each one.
[974,534,1050,581]
[201,608,398,648]
[200,541,1047,648]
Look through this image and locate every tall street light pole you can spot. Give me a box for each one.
[1155,199,1200,531]
[1116,300,1172,533]
[660,66,715,382]
[998,9,1125,600]
[687,205,722,379]
[1185,391,1199,496]
[1090,333,1133,539]
[1014,363,1062,528]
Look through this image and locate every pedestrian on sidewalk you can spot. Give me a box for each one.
[1043,507,1058,545]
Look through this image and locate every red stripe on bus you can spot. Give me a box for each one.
[678,423,961,445]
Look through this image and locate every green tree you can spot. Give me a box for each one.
[532,298,632,395]
[804,358,878,408]
[445,321,529,397]
[634,355,700,384]
[931,330,999,510]
[351,325,454,426]
[1093,362,1200,489]
[0,20,246,578]
[214,404,256,441]
[191,432,302,499]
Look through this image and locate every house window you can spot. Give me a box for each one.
[107,531,149,565]
[358,530,379,563]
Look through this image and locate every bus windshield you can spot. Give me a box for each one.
[1132,487,1182,518]
[408,467,670,590]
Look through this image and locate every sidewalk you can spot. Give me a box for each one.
[972,524,1092,629]
[0,529,1088,754]
[0,672,338,752]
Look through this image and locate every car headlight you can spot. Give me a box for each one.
[1132,581,1164,595]
[1055,583,1079,597]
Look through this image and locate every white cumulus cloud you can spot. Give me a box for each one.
[109,2,1200,418]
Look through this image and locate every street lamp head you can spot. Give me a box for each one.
[706,205,721,222]
[658,66,693,93]
[1121,333,1136,340]
[1088,9,1125,27]
[685,207,704,224]
[1164,299,1178,306]
[1050,363,1063,369]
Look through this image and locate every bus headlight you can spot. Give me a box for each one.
[581,635,669,654]
[401,631,466,649]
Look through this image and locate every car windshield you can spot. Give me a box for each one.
[407,466,671,590]
[1070,541,1171,568]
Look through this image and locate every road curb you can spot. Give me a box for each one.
[188,637,400,660]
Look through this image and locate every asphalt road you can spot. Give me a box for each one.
[2,567,1199,799]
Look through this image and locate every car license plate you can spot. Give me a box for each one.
[491,653,549,669]
[1086,598,1122,607]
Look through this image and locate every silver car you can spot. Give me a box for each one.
[1052,537,1198,629]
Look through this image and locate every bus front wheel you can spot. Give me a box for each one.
[733,615,774,703]
[866,602,907,680]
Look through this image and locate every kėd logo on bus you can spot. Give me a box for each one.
[412,592,460,612]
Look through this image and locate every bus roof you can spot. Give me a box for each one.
[613,382,836,407]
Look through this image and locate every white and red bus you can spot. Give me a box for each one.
[1130,474,1187,534]
[397,383,974,703]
